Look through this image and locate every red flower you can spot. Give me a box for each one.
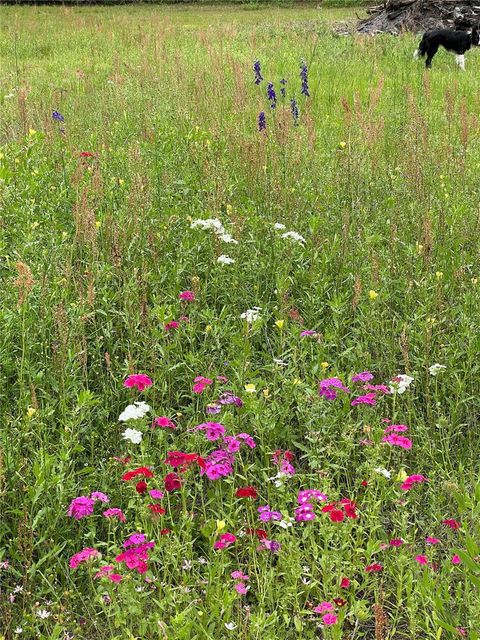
[164,472,182,493]
[365,563,383,573]
[361,480,368,487]
[235,486,258,499]
[164,451,202,471]
[246,528,268,540]
[135,481,148,494]
[329,509,345,523]
[340,577,350,589]
[442,519,461,530]
[147,504,166,515]
[79,151,94,158]
[160,528,171,535]
[333,597,347,607]
[321,503,336,513]
[114,456,131,465]
[122,466,154,481]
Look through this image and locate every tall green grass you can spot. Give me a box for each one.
[0,4,479,639]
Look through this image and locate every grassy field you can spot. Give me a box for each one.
[1,4,480,640]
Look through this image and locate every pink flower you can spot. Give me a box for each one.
[164,472,182,492]
[152,416,176,429]
[300,330,317,337]
[382,434,412,450]
[389,538,404,547]
[223,435,241,453]
[352,371,374,383]
[165,320,179,332]
[400,474,427,491]
[235,582,248,594]
[340,577,350,588]
[69,547,99,569]
[123,374,153,392]
[67,496,94,520]
[237,432,256,448]
[193,376,213,394]
[179,290,195,302]
[298,489,328,504]
[295,503,316,522]
[313,601,334,614]
[91,492,109,503]
[451,554,461,565]
[383,424,409,434]
[197,421,226,441]
[231,570,249,581]
[103,508,126,522]
[322,614,338,625]
[415,555,429,565]
[149,489,164,500]
[258,505,283,522]
[351,392,377,406]
[426,537,441,545]
[214,533,236,550]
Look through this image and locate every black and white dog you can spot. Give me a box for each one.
[414,27,480,70]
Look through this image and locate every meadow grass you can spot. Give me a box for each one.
[1,4,480,640]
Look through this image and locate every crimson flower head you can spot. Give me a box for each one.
[123,374,153,392]
[329,509,345,523]
[365,563,383,573]
[122,466,154,481]
[79,151,95,158]
[235,486,258,499]
[164,472,182,493]
[179,290,195,302]
[340,577,350,589]
[135,481,148,494]
[147,504,166,515]
[443,519,461,530]
[152,416,176,429]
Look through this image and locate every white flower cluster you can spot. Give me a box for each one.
[190,218,238,244]
[217,254,235,265]
[118,401,151,444]
[428,363,446,376]
[240,307,262,323]
[273,223,306,245]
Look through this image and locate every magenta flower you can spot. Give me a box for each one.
[179,290,195,302]
[91,492,109,503]
[69,547,99,569]
[322,614,338,625]
[258,505,282,522]
[193,376,213,394]
[258,539,281,553]
[231,570,249,581]
[384,424,409,434]
[224,435,241,452]
[103,508,126,522]
[426,537,441,545]
[152,416,176,429]
[237,432,256,448]
[313,601,334,614]
[214,533,236,550]
[298,489,328,504]
[197,421,226,441]
[415,555,429,565]
[352,371,373,383]
[451,554,461,565]
[318,377,350,401]
[149,489,164,500]
[400,474,427,491]
[67,496,94,520]
[165,320,179,331]
[382,434,413,449]
[123,374,153,392]
[300,330,317,337]
[389,538,404,547]
[218,391,243,407]
[123,533,146,547]
[235,582,248,594]
[295,503,316,522]
[351,392,377,406]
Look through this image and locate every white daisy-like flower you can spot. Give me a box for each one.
[281,231,306,245]
[225,623,237,631]
[374,467,391,479]
[36,609,51,619]
[240,307,262,323]
[217,254,235,265]
[118,401,151,421]
[122,428,143,444]
[274,222,286,230]
[14,628,23,635]
[428,363,446,376]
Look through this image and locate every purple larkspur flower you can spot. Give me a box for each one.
[253,60,263,85]
[280,78,287,97]
[258,111,266,132]
[52,110,65,123]
[267,82,276,109]
[290,98,299,126]
[300,61,310,97]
